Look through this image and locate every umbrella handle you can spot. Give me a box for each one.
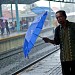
[38,35,42,38]
[33,33,42,38]
[27,55,29,59]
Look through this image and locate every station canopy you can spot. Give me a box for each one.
[49,0,75,3]
[0,0,39,4]
[0,0,75,4]
[31,7,55,15]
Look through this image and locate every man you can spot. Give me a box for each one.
[0,19,5,35]
[5,20,10,35]
[43,10,75,75]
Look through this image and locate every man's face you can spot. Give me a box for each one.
[56,12,66,24]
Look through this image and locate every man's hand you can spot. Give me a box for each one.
[42,37,50,43]
[42,37,55,44]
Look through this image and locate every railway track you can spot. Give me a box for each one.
[0,39,59,75]
[0,29,60,75]
[12,46,60,75]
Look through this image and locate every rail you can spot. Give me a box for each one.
[12,46,60,75]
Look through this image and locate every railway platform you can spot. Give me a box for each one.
[17,50,62,75]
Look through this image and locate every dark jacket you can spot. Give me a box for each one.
[54,20,75,61]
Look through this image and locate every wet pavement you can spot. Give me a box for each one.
[17,50,62,75]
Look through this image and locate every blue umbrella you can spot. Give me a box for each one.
[23,11,47,58]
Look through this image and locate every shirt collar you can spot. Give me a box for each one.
[60,20,69,29]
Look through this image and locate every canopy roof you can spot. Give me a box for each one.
[48,0,75,3]
[0,0,75,4]
[0,0,39,4]
[31,7,55,16]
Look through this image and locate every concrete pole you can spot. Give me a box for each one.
[0,4,2,17]
[49,1,52,27]
[15,0,20,32]
[11,4,14,24]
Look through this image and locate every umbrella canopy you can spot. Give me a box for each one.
[23,11,47,58]
[0,17,8,20]
[31,7,55,15]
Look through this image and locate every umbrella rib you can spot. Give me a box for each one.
[30,41,34,47]
[33,33,42,38]
[33,27,43,38]
[36,27,42,29]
